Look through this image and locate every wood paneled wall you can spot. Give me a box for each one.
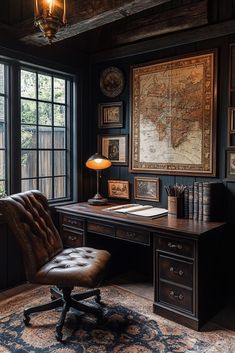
[86,33,235,222]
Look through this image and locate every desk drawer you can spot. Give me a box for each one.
[157,236,194,258]
[159,255,193,288]
[116,228,150,245]
[62,215,84,230]
[159,281,193,313]
[87,222,114,237]
[61,227,84,248]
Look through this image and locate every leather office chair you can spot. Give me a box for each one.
[0,190,111,341]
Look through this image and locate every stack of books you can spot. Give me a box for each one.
[183,182,225,221]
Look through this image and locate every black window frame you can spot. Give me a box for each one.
[19,65,74,202]
[0,56,76,204]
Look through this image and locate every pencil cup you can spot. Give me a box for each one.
[168,196,183,218]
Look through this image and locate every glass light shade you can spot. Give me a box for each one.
[86,153,111,170]
[34,0,67,44]
[86,153,111,205]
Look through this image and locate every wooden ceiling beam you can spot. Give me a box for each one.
[14,0,172,46]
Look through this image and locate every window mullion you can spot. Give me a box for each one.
[10,63,21,194]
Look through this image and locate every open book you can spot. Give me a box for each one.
[104,204,168,218]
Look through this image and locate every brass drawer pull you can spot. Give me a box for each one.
[169,290,184,301]
[65,218,77,225]
[167,242,183,250]
[170,267,184,276]
[126,232,136,238]
[68,235,78,241]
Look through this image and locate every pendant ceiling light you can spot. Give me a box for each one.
[34,0,67,44]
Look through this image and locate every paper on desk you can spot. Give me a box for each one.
[129,207,168,218]
[114,205,153,213]
[104,204,137,211]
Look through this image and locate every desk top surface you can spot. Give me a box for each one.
[56,202,226,238]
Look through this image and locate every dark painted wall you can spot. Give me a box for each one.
[86,34,235,222]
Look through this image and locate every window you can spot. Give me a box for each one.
[0,63,8,196]
[20,68,71,200]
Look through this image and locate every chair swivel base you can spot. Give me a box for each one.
[23,287,102,341]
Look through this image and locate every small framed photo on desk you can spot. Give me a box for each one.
[108,180,130,199]
[134,177,160,201]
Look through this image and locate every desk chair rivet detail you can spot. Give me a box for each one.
[0,190,111,342]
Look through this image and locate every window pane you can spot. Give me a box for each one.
[38,74,52,101]
[0,64,4,94]
[38,127,52,148]
[39,178,52,199]
[0,150,5,179]
[38,102,52,125]
[0,96,5,120]
[21,99,37,124]
[21,151,37,178]
[54,151,65,175]
[54,104,65,126]
[54,78,65,103]
[39,150,52,177]
[54,177,66,198]
[0,122,5,148]
[0,181,5,195]
[21,70,36,99]
[54,127,65,148]
[21,179,37,192]
[21,125,37,148]
[20,68,70,201]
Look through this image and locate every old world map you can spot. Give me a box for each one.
[131,53,215,175]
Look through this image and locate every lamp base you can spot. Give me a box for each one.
[88,197,108,205]
[88,193,108,205]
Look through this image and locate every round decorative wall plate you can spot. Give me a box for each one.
[100,67,125,98]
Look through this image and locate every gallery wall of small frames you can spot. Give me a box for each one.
[98,66,161,202]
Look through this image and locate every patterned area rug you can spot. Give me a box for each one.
[0,285,235,353]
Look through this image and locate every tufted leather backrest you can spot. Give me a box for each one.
[0,190,63,281]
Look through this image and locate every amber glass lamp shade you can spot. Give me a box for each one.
[86,153,111,170]
[34,0,67,44]
[86,153,111,205]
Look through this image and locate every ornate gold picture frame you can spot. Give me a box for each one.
[130,51,217,176]
[134,177,159,202]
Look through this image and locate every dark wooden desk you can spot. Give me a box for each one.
[56,202,228,331]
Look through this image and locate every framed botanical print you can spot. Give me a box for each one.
[98,102,123,128]
[130,51,217,176]
[100,134,128,165]
[134,177,159,201]
[108,180,129,199]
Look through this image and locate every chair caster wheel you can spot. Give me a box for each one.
[55,333,63,342]
[97,309,104,324]
[96,293,101,303]
[55,331,63,342]
[55,325,63,342]
[23,314,30,326]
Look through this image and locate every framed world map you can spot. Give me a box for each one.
[130,51,217,176]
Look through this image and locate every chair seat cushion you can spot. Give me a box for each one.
[34,247,111,288]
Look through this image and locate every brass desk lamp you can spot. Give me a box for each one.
[86,153,111,205]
